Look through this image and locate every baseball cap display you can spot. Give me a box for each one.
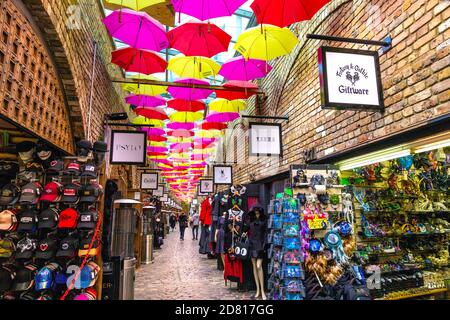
[0,265,15,292]
[77,210,99,230]
[64,161,81,175]
[15,236,38,260]
[58,208,79,229]
[19,182,42,205]
[81,163,97,178]
[76,262,100,289]
[0,161,19,186]
[74,288,97,300]
[0,183,21,206]
[46,159,64,175]
[37,208,60,230]
[35,263,60,291]
[78,233,99,257]
[11,264,38,292]
[0,209,18,232]
[80,183,103,204]
[35,238,57,260]
[56,236,79,259]
[61,182,81,203]
[25,162,44,173]
[77,140,93,156]
[17,210,39,233]
[40,181,63,203]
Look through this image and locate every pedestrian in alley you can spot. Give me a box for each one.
[179,212,188,241]
[169,213,176,232]
[191,210,200,241]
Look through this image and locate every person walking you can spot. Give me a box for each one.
[191,210,200,240]
[169,213,176,232]
[178,212,188,241]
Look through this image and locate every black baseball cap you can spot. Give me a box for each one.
[15,236,38,260]
[80,183,103,204]
[19,182,42,205]
[61,182,81,204]
[0,183,21,206]
[46,159,64,175]
[38,208,60,230]
[16,141,36,153]
[56,236,79,259]
[11,264,38,292]
[64,161,81,175]
[81,163,97,178]
[78,233,99,257]
[93,141,108,153]
[0,265,15,292]
[77,210,99,230]
[17,210,39,233]
[77,140,93,150]
[0,161,19,179]
[35,238,57,260]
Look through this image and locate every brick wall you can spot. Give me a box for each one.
[220,0,450,185]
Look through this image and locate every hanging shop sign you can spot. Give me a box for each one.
[249,123,283,157]
[213,165,233,185]
[318,46,384,112]
[110,131,147,165]
[199,179,214,194]
[153,185,164,197]
[160,193,169,203]
[141,172,159,190]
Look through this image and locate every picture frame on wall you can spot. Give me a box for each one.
[153,186,164,197]
[249,122,283,157]
[110,131,147,165]
[213,165,233,185]
[140,172,159,190]
[199,179,214,194]
[198,190,208,197]
[161,194,168,203]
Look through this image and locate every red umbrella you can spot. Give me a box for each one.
[167,99,206,112]
[111,47,168,75]
[167,22,232,58]
[147,152,168,157]
[148,135,167,142]
[198,122,228,131]
[251,0,331,28]
[215,81,258,100]
[134,107,169,121]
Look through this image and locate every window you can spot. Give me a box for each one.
[0,51,4,64]
[6,12,12,25]
[26,95,30,105]
[20,71,25,82]
[15,25,20,36]
[2,32,8,44]
[9,61,15,73]
[6,80,12,92]
[3,99,9,110]
[14,107,19,118]
[17,88,23,100]
[23,54,28,66]
[12,43,18,55]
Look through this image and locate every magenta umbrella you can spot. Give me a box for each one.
[167,122,195,130]
[172,0,247,21]
[219,56,272,81]
[103,9,169,51]
[194,137,217,146]
[206,112,240,123]
[170,143,193,152]
[126,95,166,108]
[168,78,214,101]
[147,146,168,153]
[191,154,211,161]
[140,127,166,136]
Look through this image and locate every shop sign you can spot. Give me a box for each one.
[213,165,233,185]
[110,131,147,165]
[319,46,384,111]
[141,172,159,190]
[160,194,169,203]
[153,186,164,197]
[249,123,283,157]
[199,179,214,194]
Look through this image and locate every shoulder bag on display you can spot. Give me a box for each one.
[234,236,250,261]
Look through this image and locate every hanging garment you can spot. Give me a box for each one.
[224,253,243,284]
[199,225,210,254]
[200,198,213,226]
[212,193,220,222]
[215,216,226,254]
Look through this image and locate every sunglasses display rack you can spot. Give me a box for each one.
[0,152,104,300]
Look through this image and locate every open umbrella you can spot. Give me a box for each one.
[196,129,223,138]
[198,122,228,131]
[147,146,168,153]
[132,116,165,127]
[172,0,247,21]
[126,95,166,108]
[208,99,247,113]
[167,99,205,112]
[140,127,166,136]
[167,122,195,130]
[216,81,258,100]
[167,22,232,58]
[170,111,204,123]
[105,1,176,27]
[103,0,165,11]
[123,75,167,96]
[148,135,168,142]
[219,56,272,81]
[251,0,331,28]
[134,107,169,121]
[102,9,169,51]
[112,48,167,75]
[206,112,240,123]
[168,55,221,79]
[194,137,217,145]
[234,25,298,61]
[167,130,195,138]
[168,78,214,100]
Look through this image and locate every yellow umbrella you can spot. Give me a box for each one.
[123,75,167,96]
[196,129,223,138]
[168,55,221,79]
[234,25,299,61]
[103,0,165,11]
[148,155,167,160]
[168,136,193,143]
[209,99,247,113]
[192,148,215,155]
[170,153,190,159]
[148,141,167,147]
[132,116,165,127]
[170,111,204,123]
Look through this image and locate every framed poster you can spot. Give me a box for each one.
[198,190,208,196]
[110,131,147,165]
[140,172,159,190]
[153,186,164,197]
[319,46,384,111]
[160,194,168,203]
[213,165,233,185]
[199,179,214,194]
[249,123,282,157]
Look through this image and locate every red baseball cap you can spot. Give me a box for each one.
[57,208,78,229]
[40,182,63,203]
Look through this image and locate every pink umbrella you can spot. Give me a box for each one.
[170,143,193,151]
[147,146,168,153]
[215,80,258,100]
[206,112,240,123]
[219,56,272,81]
[194,137,217,146]
[168,78,213,101]
[167,130,195,138]
[167,122,195,130]
[172,0,247,21]
[102,9,169,51]
[126,95,166,108]
[191,154,211,161]
[140,127,166,136]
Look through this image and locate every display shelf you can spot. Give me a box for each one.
[377,288,448,300]
[360,230,450,240]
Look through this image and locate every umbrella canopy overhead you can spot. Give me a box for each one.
[122,75,167,96]
[167,129,195,138]
[171,0,247,21]
[140,127,166,136]
[148,135,168,142]
[103,9,169,51]
[206,112,240,123]
[208,99,247,113]
[234,25,299,61]
[126,95,166,108]
[251,0,331,28]
[112,48,167,75]
[134,107,169,120]
[167,99,205,112]
[167,122,196,130]
[216,81,259,100]
[198,122,228,131]
[168,55,221,79]
[170,111,204,123]
[132,116,165,127]
[168,78,214,100]
[103,0,165,11]
[219,56,272,81]
[167,22,232,58]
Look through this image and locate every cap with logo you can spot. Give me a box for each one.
[17,210,39,233]
[0,236,17,258]
[77,210,99,230]
[56,236,79,259]
[25,162,44,173]
[0,183,21,206]
[0,209,18,232]
[64,161,81,176]
[61,182,81,204]
[80,183,103,204]
[15,236,38,260]
[35,263,60,291]
[76,262,100,289]
[81,163,97,178]
[0,265,16,292]
[46,159,64,175]
[58,208,79,229]
[40,181,63,203]
[19,182,42,205]
[35,238,57,260]
[38,208,60,230]
[74,288,97,300]
[78,234,100,257]
[11,264,38,292]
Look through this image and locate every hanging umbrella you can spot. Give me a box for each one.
[168,137,193,144]
[198,122,228,131]
[148,141,167,147]
[196,129,223,138]
[194,137,217,145]
[251,0,331,28]
[234,25,299,61]
[168,55,221,79]
[126,95,166,108]
[123,75,167,96]
[208,99,247,113]
[134,107,169,121]
[112,48,167,75]
[191,154,211,161]
[172,0,246,21]
[147,146,168,153]
[219,56,272,81]
[167,99,205,112]
[140,127,166,136]
[170,111,204,123]
[168,78,214,100]
[167,130,195,138]
[216,81,259,100]
[132,117,165,127]
[167,122,196,130]
[104,1,175,27]
[148,135,168,142]
[103,0,165,11]
[206,112,240,123]
[102,9,169,51]
[167,22,232,58]
[147,152,168,157]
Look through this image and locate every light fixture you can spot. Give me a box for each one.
[412,139,450,154]
[337,146,411,171]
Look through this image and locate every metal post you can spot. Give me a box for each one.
[87,41,98,141]
[306,34,392,48]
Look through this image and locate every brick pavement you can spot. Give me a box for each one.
[134,228,253,300]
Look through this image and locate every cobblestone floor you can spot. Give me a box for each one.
[134,228,253,300]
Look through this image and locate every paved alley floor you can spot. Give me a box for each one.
[134,228,253,300]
